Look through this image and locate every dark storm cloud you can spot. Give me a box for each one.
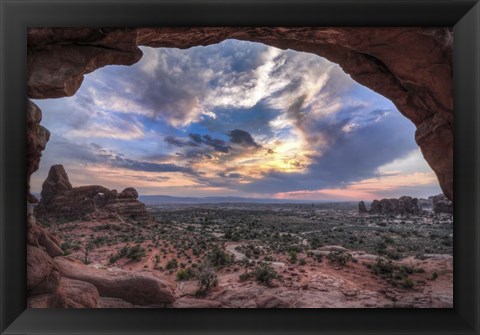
[183,152,214,160]
[89,142,103,150]
[188,133,203,144]
[39,135,198,177]
[227,129,260,148]
[164,135,197,148]
[111,157,197,174]
[198,134,231,153]
[218,172,243,179]
[166,133,231,153]
[165,129,262,164]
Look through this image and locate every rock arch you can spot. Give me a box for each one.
[27,27,453,201]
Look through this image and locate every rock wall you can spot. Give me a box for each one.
[27,100,50,203]
[36,165,148,220]
[26,27,453,201]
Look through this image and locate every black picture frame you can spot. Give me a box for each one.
[1,0,479,334]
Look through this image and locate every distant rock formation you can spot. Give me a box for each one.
[35,164,147,220]
[359,196,421,215]
[430,194,453,214]
[417,198,433,209]
[370,196,421,215]
[358,201,368,214]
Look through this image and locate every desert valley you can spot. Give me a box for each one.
[27,165,453,308]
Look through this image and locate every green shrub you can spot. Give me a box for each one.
[196,265,218,296]
[386,250,402,260]
[327,251,353,266]
[288,250,297,263]
[60,241,81,255]
[109,244,145,263]
[371,258,394,276]
[126,245,146,261]
[402,277,414,289]
[176,268,194,281]
[208,247,233,268]
[239,272,251,282]
[254,262,278,287]
[299,258,307,266]
[166,258,179,270]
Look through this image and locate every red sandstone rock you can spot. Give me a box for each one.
[97,297,134,308]
[27,245,55,290]
[29,269,61,296]
[27,28,142,99]
[27,100,50,203]
[119,187,139,199]
[36,165,148,220]
[55,257,176,305]
[369,196,422,215]
[27,290,68,308]
[61,277,99,308]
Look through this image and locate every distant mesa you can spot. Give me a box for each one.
[358,194,452,215]
[35,164,147,220]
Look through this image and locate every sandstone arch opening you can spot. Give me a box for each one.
[26,28,454,309]
[27,27,453,203]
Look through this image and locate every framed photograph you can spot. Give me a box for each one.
[1,0,479,334]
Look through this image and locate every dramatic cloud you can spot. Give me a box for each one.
[31,39,441,199]
[227,129,260,148]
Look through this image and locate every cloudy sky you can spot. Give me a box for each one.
[31,39,441,201]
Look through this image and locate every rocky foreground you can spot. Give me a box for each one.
[28,216,453,308]
[27,166,453,308]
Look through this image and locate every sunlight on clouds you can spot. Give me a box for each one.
[32,39,441,199]
[377,149,434,175]
[71,165,200,190]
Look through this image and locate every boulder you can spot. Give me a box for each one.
[119,187,138,199]
[27,245,56,290]
[27,290,68,308]
[28,277,99,308]
[210,286,263,308]
[29,269,61,296]
[61,277,99,308]
[257,293,292,308]
[55,257,176,305]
